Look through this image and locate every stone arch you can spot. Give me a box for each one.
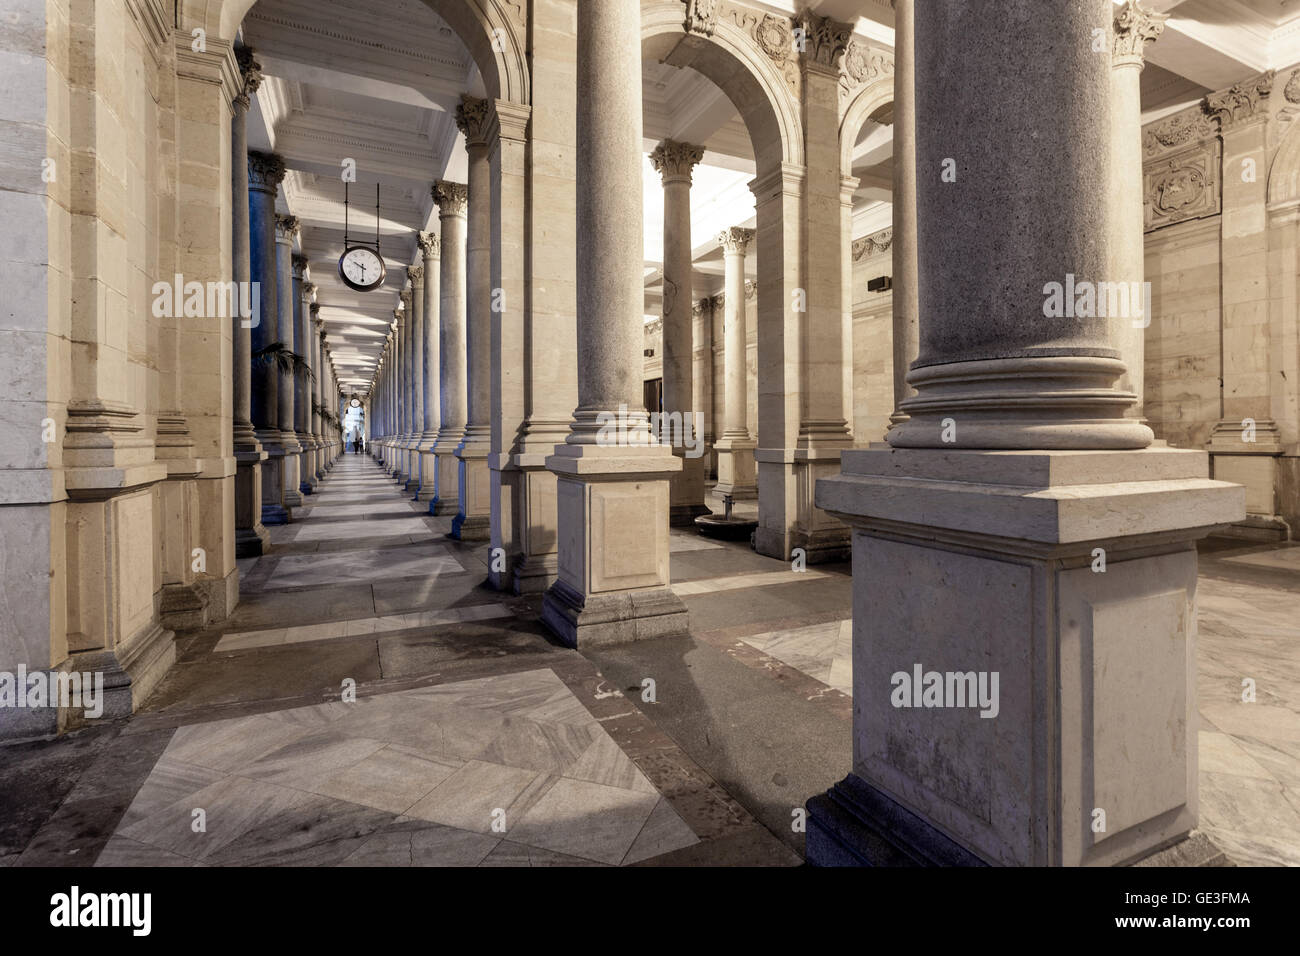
[839,77,894,179]
[180,0,529,105]
[1268,116,1300,208]
[641,0,803,171]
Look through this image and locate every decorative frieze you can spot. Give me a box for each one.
[851,226,893,261]
[1204,70,1275,129]
[839,39,893,101]
[1143,106,1217,158]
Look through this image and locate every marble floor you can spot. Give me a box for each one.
[1,455,1297,867]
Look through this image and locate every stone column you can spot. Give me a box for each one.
[232,50,269,554]
[651,138,712,525]
[417,232,441,502]
[713,227,758,499]
[309,303,323,481]
[889,0,919,428]
[1112,2,1165,420]
[292,257,313,494]
[452,97,493,540]
[431,180,468,515]
[809,0,1243,867]
[248,152,290,524]
[393,300,409,480]
[274,214,303,509]
[1204,71,1285,529]
[541,0,686,647]
[403,273,423,493]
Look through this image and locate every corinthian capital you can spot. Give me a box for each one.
[1112,1,1167,67]
[718,226,755,255]
[275,213,300,242]
[684,0,719,37]
[407,264,424,283]
[455,95,492,145]
[432,180,468,217]
[650,139,705,183]
[235,46,263,109]
[417,230,440,259]
[247,150,286,192]
[795,11,851,72]
[1205,70,1275,129]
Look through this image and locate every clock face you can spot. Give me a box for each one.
[339,246,386,292]
[349,398,361,408]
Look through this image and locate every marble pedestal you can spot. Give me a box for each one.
[1208,422,1287,538]
[234,447,270,557]
[258,440,290,525]
[669,448,712,526]
[713,436,757,500]
[541,445,688,647]
[453,445,491,540]
[281,438,303,509]
[511,456,561,594]
[807,444,1244,866]
[431,444,461,516]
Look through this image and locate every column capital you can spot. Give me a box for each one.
[407,264,424,283]
[718,226,755,255]
[1205,70,1275,130]
[795,10,852,75]
[417,230,441,259]
[234,45,263,110]
[274,213,299,242]
[1112,1,1167,68]
[291,253,309,278]
[248,151,286,194]
[650,139,705,184]
[432,180,468,217]
[310,302,321,321]
[302,280,316,299]
[455,95,493,147]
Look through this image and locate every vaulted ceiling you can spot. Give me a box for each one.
[239,0,1296,394]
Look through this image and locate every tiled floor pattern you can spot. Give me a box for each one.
[97,668,697,867]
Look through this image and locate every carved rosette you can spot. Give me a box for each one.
[274,213,300,242]
[417,231,440,259]
[432,180,468,217]
[235,46,263,110]
[650,139,705,184]
[1112,1,1167,67]
[684,0,719,37]
[838,39,893,101]
[718,226,755,255]
[1204,70,1275,129]
[247,150,286,194]
[456,95,492,146]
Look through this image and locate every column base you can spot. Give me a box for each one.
[158,581,211,633]
[66,620,175,729]
[454,442,491,540]
[513,551,559,595]
[261,503,290,526]
[669,450,712,527]
[541,578,688,649]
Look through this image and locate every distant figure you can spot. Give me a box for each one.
[356,435,365,455]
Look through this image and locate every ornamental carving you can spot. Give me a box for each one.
[235,46,262,109]
[650,139,705,181]
[718,226,755,255]
[754,12,792,63]
[456,95,492,144]
[1112,0,1167,63]
[292,253,309,277]
[1142,106,1216,158]
[684,0,719,37]
[407,264,424,282]
[839,39,893,101]
[417,231,440,258]
[1143,143,1220,231]
[794,11,851,71]
[1204,70,1275,128]
[1286,69,1300,105]
[247,150,286,191]
[851,227,893,261]
[432,180,468,216]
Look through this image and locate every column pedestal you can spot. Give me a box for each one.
[453,437,492,539]
[1208,421,1287,538]
[808,444,1243,865]
[510,453,562,593]
[234,444,270,556]
[713,435,758,500]
[541,444,687,647]
[669,451,711,525]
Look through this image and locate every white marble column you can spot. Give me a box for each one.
[231,49,268,555]
[651,138,712,525]
[404,268,425,493]
[1112,1,1165,421]
[274,213,303,508]
[416,232,441,502]
[540,0,686,648]
[889,0,919,428]
[810,0,1243,868]
[713,227,757,499]
[431,180,468,516]
[452,97,493,540]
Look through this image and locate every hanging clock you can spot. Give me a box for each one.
[338,180,386,292]
[339,246,386,292]
[349,397,361,408]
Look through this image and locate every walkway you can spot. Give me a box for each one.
[1,455,1296,866]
